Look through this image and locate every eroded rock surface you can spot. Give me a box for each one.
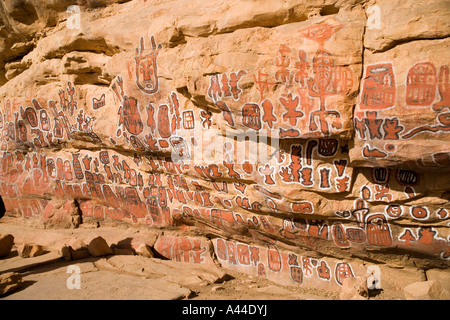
[0,0,448,297]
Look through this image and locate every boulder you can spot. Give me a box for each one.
[69,239,91,260]
[18,243,44,258]
[0,234,14,257]
[0,272,23,296]
[95,255,229,287]
[404,280,450,300]
[111,238,137,255]
[0,0,449,299]
[61,245,72,261]
[61,239,90,261]
[153,235,215,265]
[87,236,113,257]
[364,0,450,52]
[426,269,450,294]
[135,244,154,258]
[112,247,135,255]
[340,276,369,300]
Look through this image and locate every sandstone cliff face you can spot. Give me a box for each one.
[0,0,449,294]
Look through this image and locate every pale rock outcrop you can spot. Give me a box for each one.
[87,236,113,257]
[17,243,44,258]
[0,234,14,257]
[0,272,22,296]
[339,276,369,300]
[0,0,448,297]
[135,243,154,258]
[403,280,450,300]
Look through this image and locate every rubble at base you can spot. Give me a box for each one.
[0,0,448,300]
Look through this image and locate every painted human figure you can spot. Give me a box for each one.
[121,96,143,135]
[157,104,171,138]
[275,44,291,84]
[40,109,50,131]
[24,106,38,128]
[17,115,27,142]
[72,153,84,180]
[307,50,342,135]
[66,82,77,116]
[135,35,162,95]
[293,50,309,88]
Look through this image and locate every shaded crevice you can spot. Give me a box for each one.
[3,42,35,65]
[320,4,340,16]
[43,38,121,60]
[176,85,215,112]
[169,30,187,48]
[7,0,39,26]
[368,35,450,53]
[208,14,309,37]
[73,198,83,226]
[177,6,316,41]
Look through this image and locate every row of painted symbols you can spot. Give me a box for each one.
[206,23,354,137]
[356,62,449,160]
[214,238,358,288]
[360,63,449,110]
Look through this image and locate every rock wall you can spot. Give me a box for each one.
[0,0,449,294]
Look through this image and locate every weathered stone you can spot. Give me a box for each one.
[17,243,44,258]
[0,234,14,257]
[112,247,135,255]
[0,0,448,299]
[213,237,368,292]
[95,255,229,287]
[153,235,215,265]
[73,247,94,261]
[0,272,23,296]
[61,245,72,261]
[110,238,137,256]
[87,236,113,257]
[351,38,450,167]
[403,280,450,300]
[363,0,450,52]
[426,269,450,294]
[69,239,91,261]
[70,239,88,252]
[135,244,154,258]
[0,250,62,274]
[59,239,91,261]
[339,276,369,300]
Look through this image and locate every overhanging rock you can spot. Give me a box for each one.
[0,0,448,297]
